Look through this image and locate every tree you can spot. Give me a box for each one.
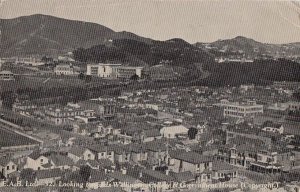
[79,165,91,188]
[85,75,92,83]
[1,91,16,109]
[130,74,139,81]
[78,72,85,80]
[20,169,35,185]
[188,127,198,140]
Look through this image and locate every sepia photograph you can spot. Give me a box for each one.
[0,0,300,191]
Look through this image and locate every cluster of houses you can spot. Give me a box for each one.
[1,81,300,190]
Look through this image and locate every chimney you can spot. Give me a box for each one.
[121,168,127,175]
[166,169,170,175]
[152,165,156,170]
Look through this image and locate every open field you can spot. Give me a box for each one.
[0,74,122,93]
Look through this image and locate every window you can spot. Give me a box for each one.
[12,165,15,170]
[88,154,91,158]
[40,159,44,163]
[204,162,209,169]
[6,166,9,170]
[108,152,112,155]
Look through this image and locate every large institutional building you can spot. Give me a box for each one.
[221,100,264,118]
[0,70,15,81]
[54,64,75,75]
[86,63,143,79]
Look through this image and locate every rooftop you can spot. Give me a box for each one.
[169,150,213,164]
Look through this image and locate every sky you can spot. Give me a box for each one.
[1,0,300,44]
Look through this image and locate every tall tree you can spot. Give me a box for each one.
[188,127,198,140]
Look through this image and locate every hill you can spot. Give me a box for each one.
[1,15,300,87]
[0,14,152,57]
[73,38,214,76]
[195,36,300,57]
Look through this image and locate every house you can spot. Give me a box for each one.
[108,170,140,183]
[54,64,74,75]
[12,100,38,113]
[168,150,213,175]
[72,121,101,137]
[169,171,195,184]
[78,100,116,118]
[35,168,64,185]
[88,170,108,189]
[24,152,51,170]
[87,145,114,162]
[160,125,189,139]
[123,144,148,163]
[68,147,96,162]
[42,105,85,125]
[141,129,162,143]
[25,151,74,171]
[118,127,161,144]
[110,145,131,164]
[262,121,284,134]
[127,167,174,191]
[47,154,74,170]
[211,161,238,182]
[0,157,18,178]
[226,124,272,146]
[76,159,101,170]
[144,140,168,165]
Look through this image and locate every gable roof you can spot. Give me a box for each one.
[140,169,174,183]
[263,121,283,128]
[68,147,91,157]
[212,161,237,171]
[160,125,189,134]
[0,157,16,166]
[169,150,213,164]
[108,171,138,183]
[89,170,107,183]
[88,145,110,153]
[35,168,63,179]
[49,154,74,166]
[143,129,161,137]
[170,171,194,182]
[98,159,114,168]
[28,151,43,160]
[144,140,167,152]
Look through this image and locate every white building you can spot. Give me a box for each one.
[288,102,300,111]
[262,122,284,134]
[86,63,143,79]
[87,63,121,78]
[54,64,74,75]
[116,66,143,78]
[0,70,15,81]
[223,100,263,118]
[0,157,18,178]
[160,125,189,138]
